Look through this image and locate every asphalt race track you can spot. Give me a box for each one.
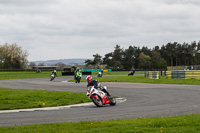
[0,76,200,126]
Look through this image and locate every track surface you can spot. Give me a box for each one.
[0,76,200,126]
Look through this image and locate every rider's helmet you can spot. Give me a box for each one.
[86,75,92,83]
[54,70,56,73]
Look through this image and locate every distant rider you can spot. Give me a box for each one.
[86,75,112,98]
[74,67,81,80]
[51,70,58,77]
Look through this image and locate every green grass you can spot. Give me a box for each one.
[0,71,144,80]
[0,71,63,80]
[0,88,91,110]
[72,76,200,85]
[92,71,144,75]
[0,114,200,132]
[97,76,200,85]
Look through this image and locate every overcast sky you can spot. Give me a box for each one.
[0,0,200,62]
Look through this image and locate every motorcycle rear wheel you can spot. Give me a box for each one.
[91,95,103,107]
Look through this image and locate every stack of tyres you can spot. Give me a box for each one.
[145,71,160,79]
[171,71,185,79]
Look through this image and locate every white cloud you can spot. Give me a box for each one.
[0,0,200,61]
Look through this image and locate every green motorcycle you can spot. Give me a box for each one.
[75,72,82,83]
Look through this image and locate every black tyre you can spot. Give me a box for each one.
[110,98,116,106]
[91,95,103,107]
[77,77,81,83]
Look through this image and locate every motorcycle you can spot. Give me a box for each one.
[97,71,103,77]
[86,86,116,107]
[75,72,82,83]
[128,70,135,76]
[50,73,55,81]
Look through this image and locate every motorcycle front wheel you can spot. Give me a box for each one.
[77,77,81,83]
[91,95,103,107]
[110,98,116,106]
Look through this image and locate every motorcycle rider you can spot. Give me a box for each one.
[74,67,82,80]
[75,67,81,74]
[74,67,81,81]
[86,75,112,98]
[51,70,58,77]
[98,69,103,77]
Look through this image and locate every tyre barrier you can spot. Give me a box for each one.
[145,71,160,79]
[166,70,200,79]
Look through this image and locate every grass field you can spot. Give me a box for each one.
[69,75,200,85]
[0,88,91,110]
[95,76,200,85]
[0,71,138,80]
[0,71,63,80]
[0,114,199,133]
[92,71,144,75]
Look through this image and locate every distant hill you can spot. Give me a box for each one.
[34,58,88,66]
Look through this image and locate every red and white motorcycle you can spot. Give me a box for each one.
[86,86,116,107]
[50,74,55,81]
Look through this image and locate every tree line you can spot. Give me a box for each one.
[85,41,200,70]
[1,41,200,70]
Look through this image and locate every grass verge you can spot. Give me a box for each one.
[0,71,144,80]
[0,114,200,132]
[0,71,63,80]
[70,76,200,85]
[97,76,200,85]
[92,71,144,75]
[0,88,91,110]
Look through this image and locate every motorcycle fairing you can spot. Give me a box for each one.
[102,95,111,104]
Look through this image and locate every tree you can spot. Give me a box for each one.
[190,41,198,65]
[133,47,141,69]
[138,52,151,70]
[85,53,102,69]
[122,46,135,70]
[154,45,160,51]
[151,50,167,69]
[166,42,176,66]
[175,43,183,66]
[92,54,102,69]
[85,59,93,66]
[103,52,113,68]
[182,42,190,66]
[112,45,123,69]
[196,41,200,65]
[0,43,28,69]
